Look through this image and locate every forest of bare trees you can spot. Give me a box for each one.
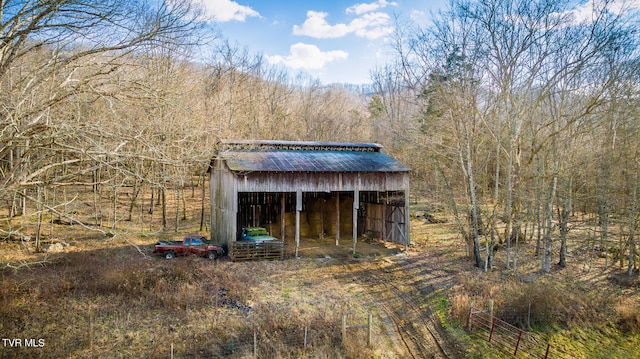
[377,0,640,275]
[1,0,638,276]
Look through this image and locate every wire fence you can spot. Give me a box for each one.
[214,326,341,358]
[164,315,372,358]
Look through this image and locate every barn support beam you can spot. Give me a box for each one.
[353,181,360,255]
[335,192,340,246]
[404,189,410,251]
[281,192,286,243]
[295,190,302,258]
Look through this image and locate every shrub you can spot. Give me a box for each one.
[615,299,640,333]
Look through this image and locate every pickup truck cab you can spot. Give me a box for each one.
[240,227,278,244]
[154,235,224,260]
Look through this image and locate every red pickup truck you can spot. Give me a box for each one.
[153,235,224,259]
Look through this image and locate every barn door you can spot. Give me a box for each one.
[384,205,407,245]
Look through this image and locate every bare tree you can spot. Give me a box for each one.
[0,0,207,238]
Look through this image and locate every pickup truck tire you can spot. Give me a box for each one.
[207,251,217,260]
[165,251,176,259]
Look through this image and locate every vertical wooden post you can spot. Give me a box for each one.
[170,334,174,359]
[488,299,494,318]
[367,313,372,346]
[466,306,473,331]
[382,198,387,243]
[335,192,340,246]
[281,192,286,242]
[342,315,347,347]
[253,328,257,358]
[320,199,324,239]
[296,190,302,258]
[353,186,359,255]
[89,312,94,351]
[304,326,308,350]
[466,299,474,331]
[404,189,410,250]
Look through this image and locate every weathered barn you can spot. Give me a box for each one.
[209,140,411,256]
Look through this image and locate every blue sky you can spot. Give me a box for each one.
[197,0,640,85]
[197,0,448,85]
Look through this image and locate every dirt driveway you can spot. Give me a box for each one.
[284,234,464,358]
[333,252,464,358]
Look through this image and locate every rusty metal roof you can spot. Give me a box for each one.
[220,140,410,173]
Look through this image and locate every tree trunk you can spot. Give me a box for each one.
[162,186,168,231]
[461,138,482,267]
[628,159,638,276]
[543,176,557,273]
[200,172,206,232]
[487,120,501,271]
[174,186,180,232]
[181,183,187,221]
[35,186,43,253]
[558,207,569,268]
[93,169,102,226]
[558,177,572,268]
[127,180,143,222]
[535,159,543,256]
[112,168,118,231]
[148,187,155,215]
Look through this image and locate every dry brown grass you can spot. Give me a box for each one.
[0,234,382,358]
[2,193,640,358]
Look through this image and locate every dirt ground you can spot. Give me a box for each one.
[285,235,405,260]
[276,230,464,358]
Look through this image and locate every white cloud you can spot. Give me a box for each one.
[293,10,393,39]
[293,11,351,38]
[410,10,426,22]
[352,12,395,39]
[561,0,640,24]
[266,43,348,70]
[199,0,260,22]
[346,0,398,15]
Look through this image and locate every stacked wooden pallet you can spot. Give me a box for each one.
[230,241,285,261]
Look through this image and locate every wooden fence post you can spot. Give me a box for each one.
[368,313,372,346]
[466,301,474,331]
[253,328,257,359]
[488,299,494,318]
[89,313,94,352]
[169,325,175,359]
[342,315,347,347]
[304,326,308,350]
[342,313,373,348]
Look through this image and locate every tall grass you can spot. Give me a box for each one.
[0,239,375,358]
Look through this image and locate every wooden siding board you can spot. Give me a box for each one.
[210,161,241,248]
[234,172,409,193]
